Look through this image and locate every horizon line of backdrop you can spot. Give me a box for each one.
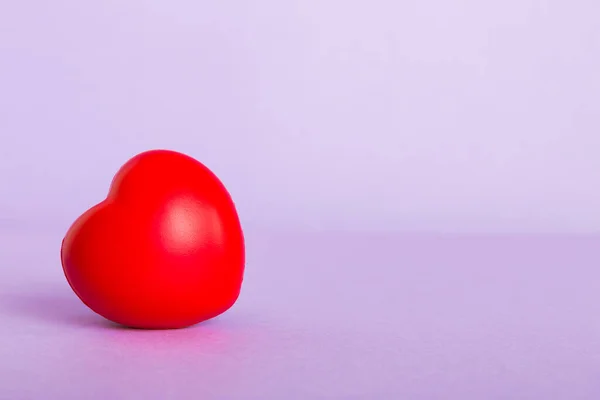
[1,0,600,233]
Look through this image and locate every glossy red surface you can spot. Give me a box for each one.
[60,150,245,329]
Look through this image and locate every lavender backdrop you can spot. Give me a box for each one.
[2,2,600,399]
[2,0,600,233]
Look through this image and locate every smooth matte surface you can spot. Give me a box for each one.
[62,149,245,329]
[1,226,600,399]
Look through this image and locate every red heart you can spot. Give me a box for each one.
[61,150,245,329]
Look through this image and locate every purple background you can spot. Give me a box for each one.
[2,0,600,232]
[2,1,600,398]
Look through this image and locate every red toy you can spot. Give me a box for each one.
[61,150,245,329]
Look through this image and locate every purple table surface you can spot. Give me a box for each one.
[1,226,600,399]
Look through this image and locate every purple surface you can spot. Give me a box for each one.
[1,227,600,399]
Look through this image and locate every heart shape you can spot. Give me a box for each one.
[61,150,245,329]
